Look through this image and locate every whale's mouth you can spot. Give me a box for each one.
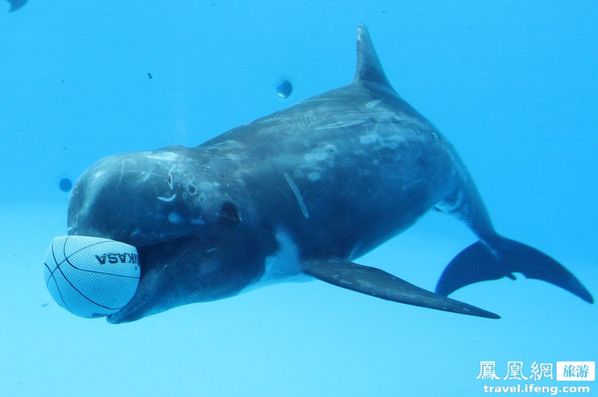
[104,235,216,324]
[59,230,192,324]
[106,245,164,324]
[104,221,267,323]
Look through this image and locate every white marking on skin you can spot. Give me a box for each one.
[304,143,337,163]
[195,181,219,204]
[265,231,300,277]
[141,169,154,182]
[284,173,310,219]
[158,193,177,202]
[211,139,242,149]
[116,159,126,188]
[365,99,382,108]
[296,111,319,130]
[244,230,312,292]
[360,134,378,145]
[167,167,175,190]
[314,119,367,130]
[143,151,179,161]
[168,211,183,224]
[227,153,241,161]
[307,171,321,181]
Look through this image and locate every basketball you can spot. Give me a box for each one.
[43,235,140,318]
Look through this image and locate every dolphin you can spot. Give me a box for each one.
[67,25,593,323]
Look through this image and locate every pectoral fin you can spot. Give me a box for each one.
[302,259,500,319]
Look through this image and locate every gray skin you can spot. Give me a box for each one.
[68,25,592,323]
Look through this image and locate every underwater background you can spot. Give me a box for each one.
[1,1,596,396]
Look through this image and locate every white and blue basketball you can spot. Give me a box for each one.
[43,235,140,318]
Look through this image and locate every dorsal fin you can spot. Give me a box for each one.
[353,24,393,89]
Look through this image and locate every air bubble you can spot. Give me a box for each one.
[276,78,293,99]
[59,178,73,192]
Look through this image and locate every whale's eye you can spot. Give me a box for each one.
[219,202,240,226]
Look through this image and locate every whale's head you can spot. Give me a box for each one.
[67,146,266,323]
[68,146,220,246]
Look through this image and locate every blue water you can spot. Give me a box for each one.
[1,1,596,396]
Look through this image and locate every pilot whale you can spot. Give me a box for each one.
[67,25,593,323]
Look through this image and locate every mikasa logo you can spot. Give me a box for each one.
[94,253,139,265]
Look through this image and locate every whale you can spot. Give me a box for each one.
[67,25,593,323]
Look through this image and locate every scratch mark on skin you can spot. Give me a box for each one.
[365,99,382,108]
[284,173,310,219]
[141,169,154,182]
[314,119,367,130]
[158,193,177,202]
[167,166,175,190]
[116,159,126,188]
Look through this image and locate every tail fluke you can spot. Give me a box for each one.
[436,236,593,303]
